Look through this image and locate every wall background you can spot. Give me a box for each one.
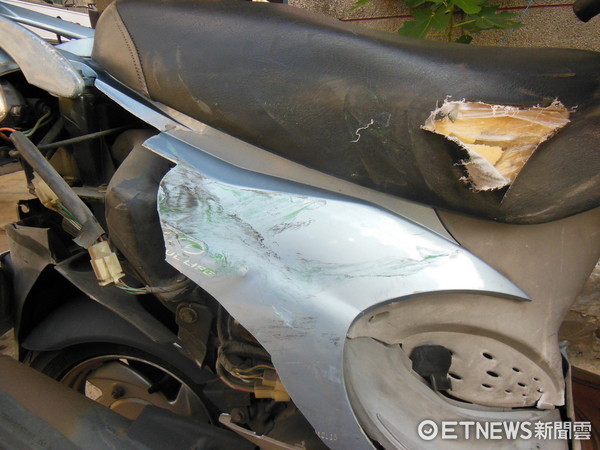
[290,0,600,51]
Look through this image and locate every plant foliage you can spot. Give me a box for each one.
[353,0,522,43]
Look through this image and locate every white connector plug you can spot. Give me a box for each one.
[88,241,125,286]
[31,174,59,209]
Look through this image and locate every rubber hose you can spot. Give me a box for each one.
[10,131,105,248]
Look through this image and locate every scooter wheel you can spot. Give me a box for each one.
[26,343,213,423]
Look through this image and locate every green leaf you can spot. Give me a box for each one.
[404,0,443,7]
[398,7,449,38]
[462,6,522,31]
[455,34,473,44]
[351,0,372,10]
[451,0,484,15]
[431,7,451,32]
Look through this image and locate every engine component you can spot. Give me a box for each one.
[409,345,452,391]
[0,78,25,127]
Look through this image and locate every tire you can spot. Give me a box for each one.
[27,342,213,423]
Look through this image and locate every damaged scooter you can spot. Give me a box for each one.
[0,0,599,448]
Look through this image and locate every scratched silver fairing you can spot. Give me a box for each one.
[151,132,527,450]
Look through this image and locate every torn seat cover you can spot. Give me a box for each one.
[93,0,600,224]
[423,100,571,191]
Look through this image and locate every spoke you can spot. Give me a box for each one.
[169,383,204,417]
[60,354,207,421]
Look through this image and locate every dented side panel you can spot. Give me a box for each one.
[147,132,535,450]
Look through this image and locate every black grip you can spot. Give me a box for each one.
[573,0,600,22]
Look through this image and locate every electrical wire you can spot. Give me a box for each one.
[115,278,193,295]
[23,111,52,137]
[56,200,82,229]
[38,126,129,152]
[219,376,255,393]
[498,0,535,46]
[234,373,264,380]
[0,127,19,143]
[235,364,276,374]
[216,361,256,393]
[217,341,276,392]
[115,279,149,295]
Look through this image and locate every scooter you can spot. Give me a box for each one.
[0,0,598,448]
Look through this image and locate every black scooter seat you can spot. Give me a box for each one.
[93,0,600,224]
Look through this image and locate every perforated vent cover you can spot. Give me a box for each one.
[402,332,562,409]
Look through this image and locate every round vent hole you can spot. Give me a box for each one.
[522,394,527,397]
[482,353,493,360]
[505,390,512,394]
[449,372,462,380]
[482,384,493,389]
[512,367,521,373]
[537,388,543,393]
[486,371,500,378]
[518,382,526,387]
[533,377,540,382]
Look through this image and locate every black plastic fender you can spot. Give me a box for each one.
[3,223,56,338]
[0,252,14,335]
[21,296,212,385]
[3,221,182,351]
[55,252,179,345]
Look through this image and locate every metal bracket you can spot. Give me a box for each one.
[175,303,212,365]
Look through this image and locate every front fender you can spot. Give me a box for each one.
[21,296,210,385]
[5,221,183,357]
[0,252,14,334]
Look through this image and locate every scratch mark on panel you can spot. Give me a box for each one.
[351,119,375,143]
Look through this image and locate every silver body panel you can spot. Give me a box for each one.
[56,38,94,58]
[148,132,530,449]
[0,15,84,98]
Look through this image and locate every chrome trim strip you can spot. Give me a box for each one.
[0,0,93,39]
